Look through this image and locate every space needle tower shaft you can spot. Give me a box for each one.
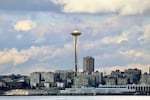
[71,29,81,76]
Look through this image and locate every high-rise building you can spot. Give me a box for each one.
[83,56,94,74]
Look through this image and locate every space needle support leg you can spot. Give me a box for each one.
[75,36,78,76]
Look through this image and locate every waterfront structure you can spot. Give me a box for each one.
[71,29,81,75]
[5,89,50,95]
[4,84,150,95]
[83,56,94,74]
[60,85,136,95]
[127,84,150,94]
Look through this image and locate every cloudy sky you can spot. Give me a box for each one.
[0,0,150,75]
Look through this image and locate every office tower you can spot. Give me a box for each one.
[83,56,94,74]
[71,29,82,76]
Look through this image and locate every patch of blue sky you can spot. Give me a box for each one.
[67,13,111,22]
[34,17,63,24]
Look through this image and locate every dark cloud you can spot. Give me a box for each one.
[0,0,60,12]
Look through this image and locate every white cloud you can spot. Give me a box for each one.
[82,32,128,50]
[101,34,128,44]
[0,48,28,65]
[14,20,36,31]
[51,0,150,15]
[119,49,150,60]
[30,22,75,43]
[0,44,73,66]
[82,40,101,51]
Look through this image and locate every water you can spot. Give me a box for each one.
[0,96,149,100]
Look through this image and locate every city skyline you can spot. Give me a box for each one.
[1,66,150,95]
[0,0,150,75]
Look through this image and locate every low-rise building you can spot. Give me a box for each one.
[140,73,150,84]
[124,68,141,84]
[104,76,117,85]
[55,70,74,88]
[117,76,128,85]
[92,71,103,85]
[73,76,89,88]
[111,70,123,78]
[0,80,6,87]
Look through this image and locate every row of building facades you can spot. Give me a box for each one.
[1,68,150,94]
[29,68,150,89]
[0,56,150,94]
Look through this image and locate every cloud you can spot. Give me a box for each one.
[119,49,150,60]
[0,48,28,65]
[0,43,73,66]
[0,0,59,12]
[30,24,55,43]
[101,34,128,44]
[82,32,128,50]
[14,20,36,32]
[51,0,150,15]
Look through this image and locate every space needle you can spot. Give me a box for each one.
[71,29,82,76]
